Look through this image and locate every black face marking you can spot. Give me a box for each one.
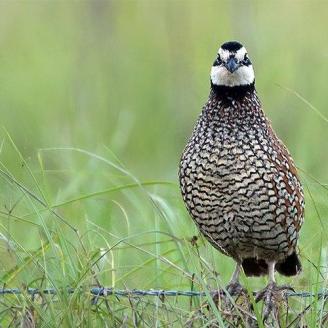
[242,55,251,66]
[221,41,243,52]
[213,56,222,66]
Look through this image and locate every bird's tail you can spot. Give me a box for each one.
[241,252,301,277]
[242,258,268,276]
[276,252,302,276]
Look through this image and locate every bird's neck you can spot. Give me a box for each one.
[210,82,256,102]
[204,82,264,121]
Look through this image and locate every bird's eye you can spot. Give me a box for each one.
[213,56,222,66]
[243,54,251,65]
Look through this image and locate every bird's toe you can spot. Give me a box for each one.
[226,281,247,297]
[255,282,291,322]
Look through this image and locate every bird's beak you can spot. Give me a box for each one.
[225,57,239,73]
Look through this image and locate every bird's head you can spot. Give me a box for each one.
[210,41,255,88]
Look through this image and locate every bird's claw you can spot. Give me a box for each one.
[212,281,247,303]
[212,281,251,315]
[211,282,257,326]
[226,281,248,297]
[255,282,291,322]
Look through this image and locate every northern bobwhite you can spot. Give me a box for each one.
[179,41,304,317]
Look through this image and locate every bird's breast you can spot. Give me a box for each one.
[179,121,304,260]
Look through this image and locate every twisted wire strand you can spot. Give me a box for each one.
[0,288,327,298]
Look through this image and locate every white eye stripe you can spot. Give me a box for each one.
[217,46,247,62]
[218,48,231,61]
[235,47,247,61]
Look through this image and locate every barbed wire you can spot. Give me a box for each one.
[0,287,327,298]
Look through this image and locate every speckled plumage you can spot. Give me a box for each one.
[179,80,304,276]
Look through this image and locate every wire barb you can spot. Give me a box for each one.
[0,287,327,298]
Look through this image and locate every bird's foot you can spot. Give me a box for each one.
[211,282,256,326]
[212,281,247,305]
[226,281,248,297]
[212,281,252,315]
[255,282,294,322]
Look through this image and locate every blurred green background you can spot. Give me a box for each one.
[0,1,327,325]
[0,0,327,179]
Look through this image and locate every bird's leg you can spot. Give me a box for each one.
[212,263,255,326]
[255,261,293,322]
[225,263,246,296]
[255,262,277,321]
[213,263,246,305]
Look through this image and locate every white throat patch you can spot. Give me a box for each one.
[210,64,255,87]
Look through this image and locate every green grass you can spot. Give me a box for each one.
[0,1,327,326]
[0,139,327,326]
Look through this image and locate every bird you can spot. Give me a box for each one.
[179,41,304,318]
